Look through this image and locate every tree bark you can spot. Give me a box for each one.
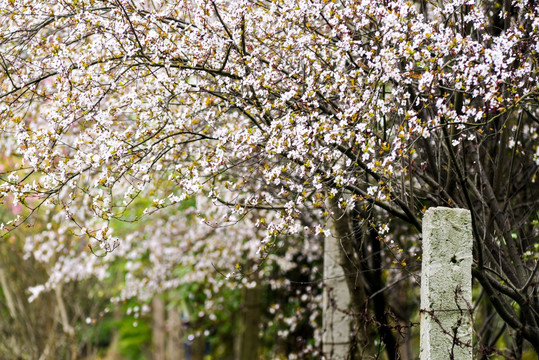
[237,286,262,360]
[0,268,17,319]
[152,296,166,360]
[189,333,206,360]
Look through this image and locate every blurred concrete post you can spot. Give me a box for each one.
[323,217,351,359]
[420,207,473,360]
[167,306,185,360]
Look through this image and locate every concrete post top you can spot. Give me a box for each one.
[424,207,471,219]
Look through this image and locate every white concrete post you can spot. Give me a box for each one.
[323,229,351,359]
[420,207,473,360]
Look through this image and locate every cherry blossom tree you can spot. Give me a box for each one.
[1,0,539,357]
[19,192,324,358]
